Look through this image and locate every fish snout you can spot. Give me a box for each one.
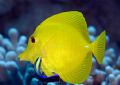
[18,52,37,64]
[18,52,27,61]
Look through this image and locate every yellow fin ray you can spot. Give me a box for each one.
[41,58,55,76]
[35,57,54,76]
[41,62,54,76]
[58,53,92,84]
[41,11,90,43]
[91,31,106,64]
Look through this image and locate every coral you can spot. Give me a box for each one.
[0,28,33,85]
[0,27,120,85]
[88,26,120,85]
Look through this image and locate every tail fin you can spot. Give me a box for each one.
[91,31,106,64]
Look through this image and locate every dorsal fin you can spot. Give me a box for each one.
[41,11,90,43]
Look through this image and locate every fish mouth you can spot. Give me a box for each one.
[18,53,28,62]
[18,53,26,61]
[18,52,36,64]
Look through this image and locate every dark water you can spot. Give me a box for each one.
[0,0,120,85]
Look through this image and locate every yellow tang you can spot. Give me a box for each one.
[19,11,106,84]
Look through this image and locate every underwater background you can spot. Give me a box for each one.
[0,0,120,85]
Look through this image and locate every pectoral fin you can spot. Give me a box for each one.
[35,57,54,76]
[41,58,55,76]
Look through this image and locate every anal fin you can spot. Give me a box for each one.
[59,52,92,84]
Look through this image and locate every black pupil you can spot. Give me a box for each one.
[31,36,35,43]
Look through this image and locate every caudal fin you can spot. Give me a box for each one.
[91,31,106,64]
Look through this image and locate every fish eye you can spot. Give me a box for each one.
[31,36,35,43]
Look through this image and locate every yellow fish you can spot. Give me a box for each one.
[19,11,106,84]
